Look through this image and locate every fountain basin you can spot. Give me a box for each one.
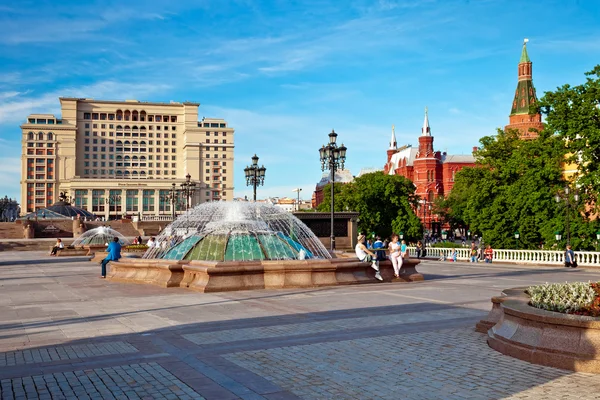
[107,258,422,292]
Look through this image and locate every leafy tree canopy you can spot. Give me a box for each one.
[318,172,422,241]
[538,65,600,210]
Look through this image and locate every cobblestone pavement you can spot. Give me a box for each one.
[2,251,600,399]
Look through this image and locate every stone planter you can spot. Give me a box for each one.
[484,287,600,373]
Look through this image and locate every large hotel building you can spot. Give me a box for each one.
[20,98,234,217]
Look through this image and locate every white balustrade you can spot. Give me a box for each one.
[407,247,600,267]
[140,215,174,222]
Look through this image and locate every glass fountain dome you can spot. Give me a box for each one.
[144,202,331,262]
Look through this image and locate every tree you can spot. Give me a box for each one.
[318,172,422,241]
[538,65,600,212]
[440,127,575,249]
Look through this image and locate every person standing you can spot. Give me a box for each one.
[388,235,402,278]
[484,245,494,263]
[416,241,424,259]
[356,234,383,281]
[470,242,478,263]
[564,245,577,268]
[100,237,122,278]
[49,238,64,256]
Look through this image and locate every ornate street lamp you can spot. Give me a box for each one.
[596,231,600,252]
[555,186,579,246]
[399,232,404,240]
[441,231,447,241]
[555,231,562,241]
[180,173,197,210]
[244,154,266,201]
[159,183,179,219]
[105,194,121,221]
[319,129,347,251]
[514,231,520,249]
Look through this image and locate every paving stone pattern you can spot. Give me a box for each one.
[226,327,600,400]
[0,362,202,400]
[5,252,600,399]
[0,342,137,367]
[184,308,482,345]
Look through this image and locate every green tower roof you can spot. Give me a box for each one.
[520,40,530,63]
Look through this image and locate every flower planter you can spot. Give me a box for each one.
[483,287,600,373]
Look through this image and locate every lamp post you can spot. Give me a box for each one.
[555,186,579,246]
[180,173,197,210]
[514,231,520,249]
[319,129,347,251]
[105,194,121,221]
[399,232,404,240]
[441,231,447,242]
[159,183,179,220]
[596,231,600,252]
[419,200,431,243]
[244,154,266,201]
[292,188,302,211]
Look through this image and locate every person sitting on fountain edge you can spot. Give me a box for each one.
[355,234,383,281]
[100,237,122,279]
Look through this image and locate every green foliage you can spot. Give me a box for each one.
[318,172,422,240]
[538,65,600,211]
[527,282,596,314]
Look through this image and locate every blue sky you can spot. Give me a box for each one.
[0,0,599,203]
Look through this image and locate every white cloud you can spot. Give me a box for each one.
[0,81,171,125]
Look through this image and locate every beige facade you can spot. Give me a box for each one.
[20,98,234,217]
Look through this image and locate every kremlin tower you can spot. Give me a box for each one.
[505,39,544,139]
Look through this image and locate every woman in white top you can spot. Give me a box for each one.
[50,238,64,256]
[355,234,383,281]
[388,234,403,278]
[147,237,156,248]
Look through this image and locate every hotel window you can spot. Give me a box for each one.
[159,190,170,212]
[93,124,98,128]
[84,114,91,120]
[85,123,90,128]
[126,190,138,212]
[142,190,155,212]
[75,190,88,209]
[92,189,105,212]
[85,131,90,136]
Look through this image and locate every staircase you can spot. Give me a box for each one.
[0,222,24,239]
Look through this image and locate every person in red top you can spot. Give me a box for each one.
[484,245,494,263]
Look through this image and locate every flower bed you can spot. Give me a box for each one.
[123,244,149,252]
[527,281,600,317]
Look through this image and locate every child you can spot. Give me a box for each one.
[356,235,383,281]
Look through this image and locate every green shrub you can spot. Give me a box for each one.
[527,282,596,314]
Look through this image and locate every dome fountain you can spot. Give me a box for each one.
[107,202,423,292]
[72,226,130,259]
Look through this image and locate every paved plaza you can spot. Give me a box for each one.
[1,252,600,399]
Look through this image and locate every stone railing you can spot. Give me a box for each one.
[407,247,600,267]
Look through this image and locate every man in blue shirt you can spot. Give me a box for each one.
[101,237,122,278]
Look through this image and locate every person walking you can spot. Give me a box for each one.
[484,245,494,263]
[100,237,122,278]
[564,245,577,268]
[388,234,402,279]
[356,234,383,281]
[49,238,64,256]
